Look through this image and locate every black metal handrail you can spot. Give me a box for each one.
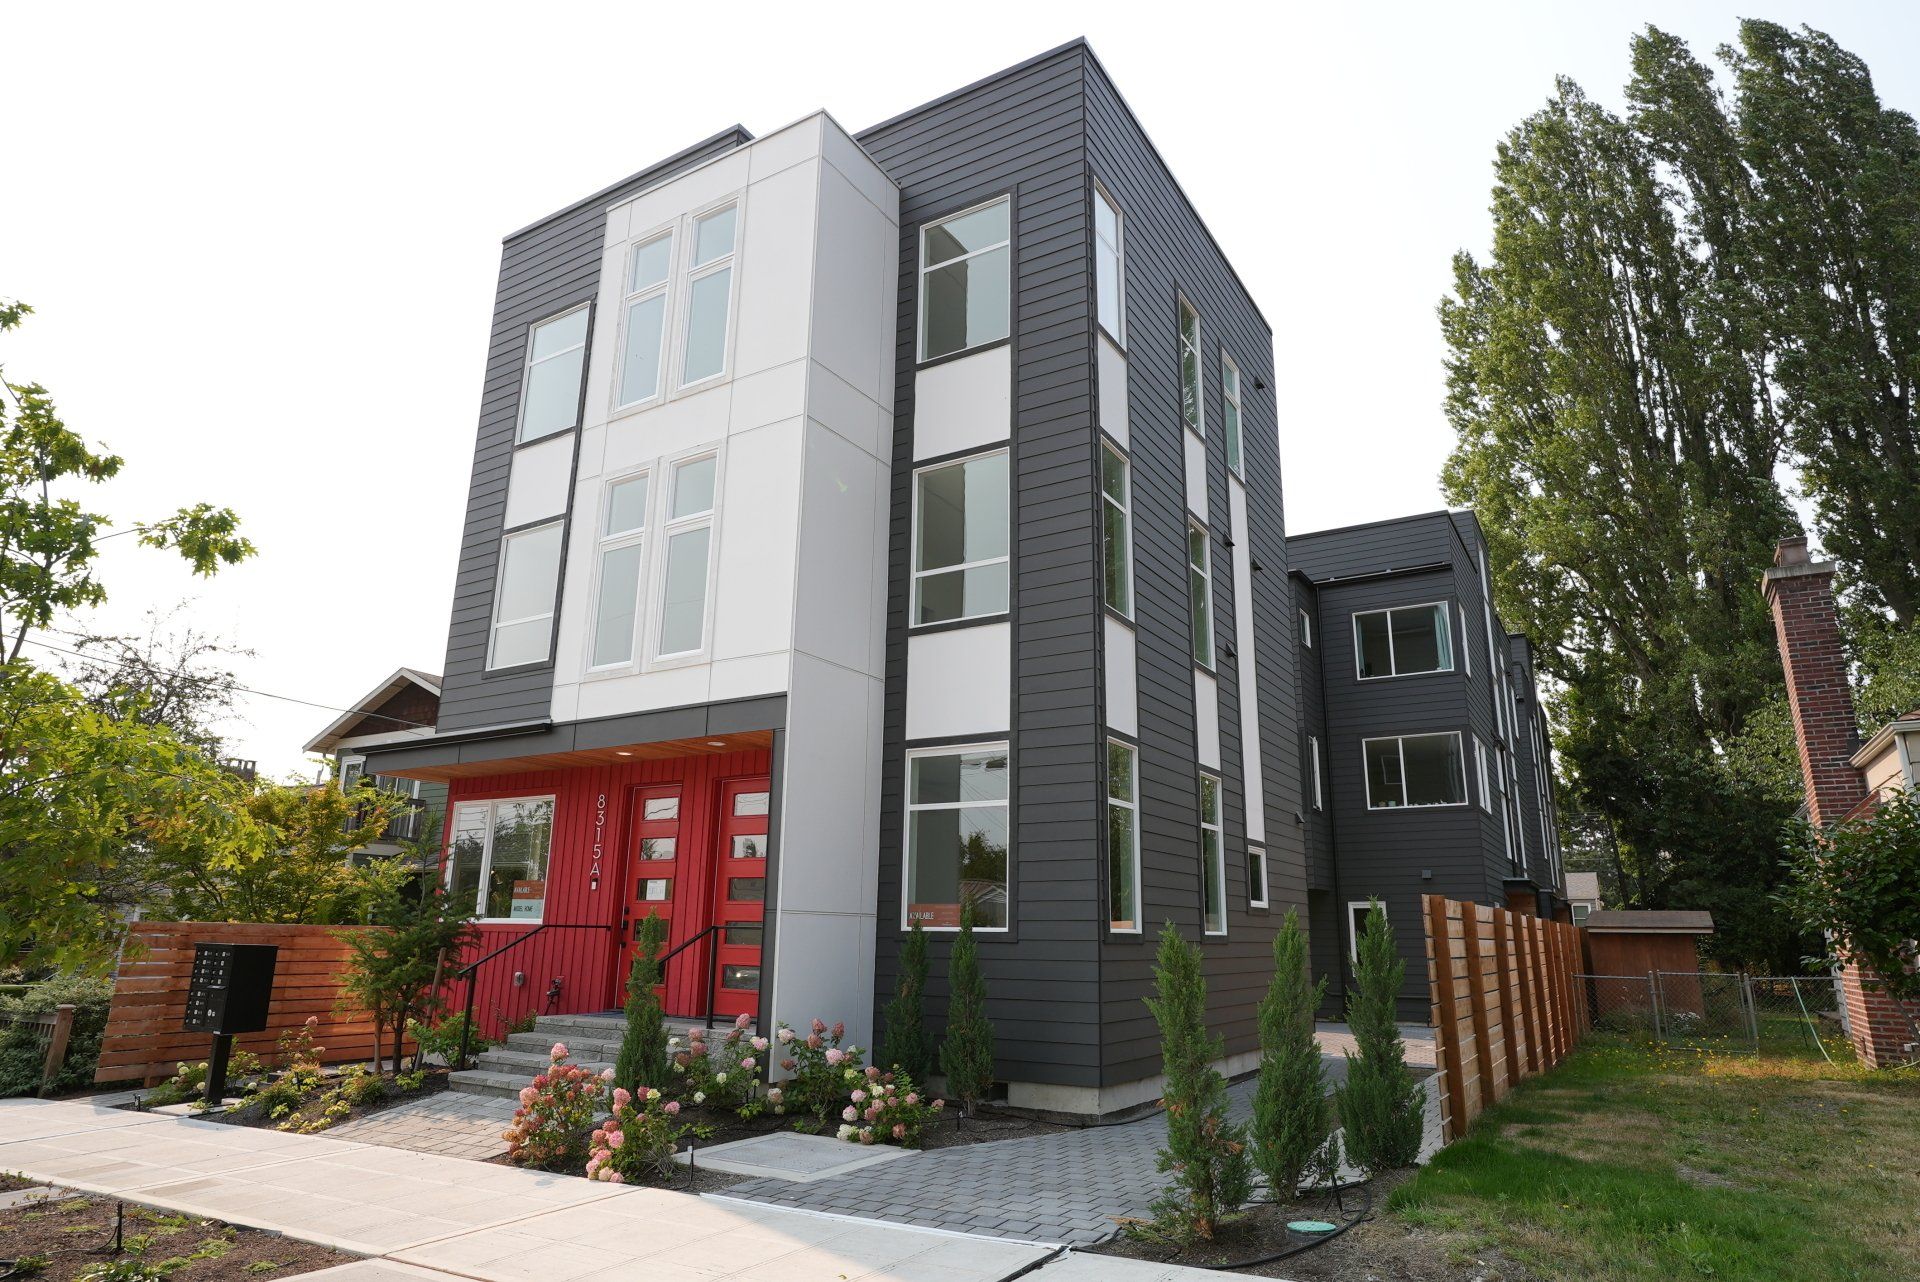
[453,922,611,1070]
[653,924,726,1031]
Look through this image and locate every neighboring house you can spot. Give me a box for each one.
[1564,871,1603,925]
[1763,535,1920,1067]
[353,40,1557,1114]
[304,668,447,859]
[1290,510,1565,1017]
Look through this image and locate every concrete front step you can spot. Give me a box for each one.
[475,1047,616,1077]
[448,1012,756,1102]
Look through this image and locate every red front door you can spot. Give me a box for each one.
[711,777,771,1020]
[618,784,685,1003]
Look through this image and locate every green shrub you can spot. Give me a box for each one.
[614,914,671,1094]
[880,922,933,1081]
[1253,909,1331,1197]
[408,1011,490,1068]
[1146,922,1250,1241]
[0,974,112,1097]
[1334,900,1424,1176]
[939,902,995,1112]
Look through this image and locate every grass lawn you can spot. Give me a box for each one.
[1387,1038,1920,1280]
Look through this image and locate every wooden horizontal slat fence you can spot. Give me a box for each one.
[1424,895,1588,1142]
[97,922,411,1085]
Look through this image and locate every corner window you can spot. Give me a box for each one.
[518,307,589,443]
[657,456,717,657]
[1106,739,1141,932]
[1178,298,1203,435]
[1475,736,1493,813]
[1200,770,1225,934]
[1094,185,1124,343]
[1222,352,1243,476]
[904,744,1009,930]
[1249,846,1268,909]
[1300,607,1313,649]
[912,450,1009,625]
[682,205,737,384]
[487,521,563,669]
[590,473,650,668]
[447,797,555,921]
[616,234,673,406]
[1364,732,1468,809]
[1189,524,1214,667]
[919,197,1010,362]
[1309,735,1324,811]
[1102,446,1133,617]
[1348,900,1382,966]
[1355,603,1455,679]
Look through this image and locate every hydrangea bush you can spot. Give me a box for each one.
[585,1085,686,1182]
[775,1018,865,1125]
[680,1013,770,1115]
[502,1044,607,1169]
[835,1067,942,1147]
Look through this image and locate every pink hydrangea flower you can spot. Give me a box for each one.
[612,1087,631,1108]
[741,1057,756,1071]
[664,1100,680,1115]
[831,1022,845,1040]
[865,1066,881,1081]
[551,1042,568,1058]
[811,1018,827,1034]
[806,1034,823,1050]
[842,1105,859,1122]
[825,1048,846,1065]
[519,1086,536,1106]
[766,1087,783,1103]
[932,1098,945,1111]
[777,1027,795,1044]
[751,1036,769,1052]
[892,1124,907,1140]
[735,1012,752,1029]
[605,1129,624,1148]
[781,1058,797,1071]
[607,1171,624,1184]
[851,1089,867,1104]
[905,1092,919,1106]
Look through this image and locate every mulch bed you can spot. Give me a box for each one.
[195,1067,450,1135]
[0,1191,350,1282]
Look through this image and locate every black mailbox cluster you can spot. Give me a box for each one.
[182,942,278,1035]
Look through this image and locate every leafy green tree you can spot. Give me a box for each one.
[336,872,476,1076]
[881,921,933,1081]
[939,900,994,1112]
[1145,922,1250,1241]
[1335,903,1424,1174]
[1784,791,1920,1002]
[614,913,671,1092]
[1252,910,1329,1197]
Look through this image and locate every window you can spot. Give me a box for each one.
[447,797,555,920]
[518,308,588,443]
[590,472,649,668]
[488,521,563,669]
[616,235,673,405]
[912,451,1009,625]
[1249,846,1268,909]
[1106,739,1141,932]
[904,744,1009,930]
[1094,185,1123,342]
[1199,771,1225,934]
[1571,903,1591,927]
[1309,735,1324,811]
[1364,733,1468,809]
[1348,900,1382,966]
[656,455,717,657]
[1178,298,1203,435]
[1475,736,1493,813]
[1189,524,1214,667]
[1300,608,1313,649]
[919,197,1010,361]
[1102,446,1133,617]
[1222,351,1243,476]
[1354,603,1455,679]
[682,206,737,384]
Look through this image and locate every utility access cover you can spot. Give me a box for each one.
[675,1131,916,1183]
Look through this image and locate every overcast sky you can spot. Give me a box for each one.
[5,2,1916,778]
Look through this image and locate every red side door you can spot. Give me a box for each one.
[710,777,771,1021]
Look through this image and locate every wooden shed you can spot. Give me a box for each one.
[1580,910,1715,1014]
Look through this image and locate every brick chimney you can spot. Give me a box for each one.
[1762,536,1868,827]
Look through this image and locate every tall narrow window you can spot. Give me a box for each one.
[617,234,673,406]
[1199,770,1225,934]
[1300,607,1313,649]
[1309,735,1325,811]
[1354,603,1455,678]
[518,308,588,443]
[1189,524,1214,667]
[913,451,1009,625]
[657,456,716,657]
[1363,733,1468,809]
[1249,846,1268,909]
[590,473,649,668]
[1094,185,1123,342]
[905,744,1010,930]
[1475,736,1493,813]
[682,206,736,384]
[1101,446,1133,617]
[1348,900,1383,966]
[920,198,1010,361]
[488,521,563,669]
[1222,351,1243,476]
[1178,299,1203,435]
[1106,739,1140,932]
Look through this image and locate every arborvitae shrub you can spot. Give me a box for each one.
[881,921,934,1082]
[939,901,995,1111]
[1145,922,1251,1241]
[1252,908,1330,1196]
[1334,900,1424,1175]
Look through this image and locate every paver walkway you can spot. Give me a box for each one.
[327,1090,518,1159]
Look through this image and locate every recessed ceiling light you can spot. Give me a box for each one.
[615,750,633,757]
[707,740,728,747]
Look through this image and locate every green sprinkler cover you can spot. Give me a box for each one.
[1288,1220,1338,1234]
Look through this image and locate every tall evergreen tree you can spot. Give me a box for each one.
[881,921,933,1081]
[1145,923,1251,1240]
[1252,910,1329,1197]
[613,913,670,1092]
[1333,903,1423,1175]
[939,901,994,1111]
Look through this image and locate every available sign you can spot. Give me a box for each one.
[906,903,960,928]
[510,880,546,919]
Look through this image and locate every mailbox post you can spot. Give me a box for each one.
[182,942,277,1106]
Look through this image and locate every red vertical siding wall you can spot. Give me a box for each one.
[444,749,772,1038]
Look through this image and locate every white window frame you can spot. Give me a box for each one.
[1300,608,1313,649]
[486,520,563,670]
[1178,296,1203,436]
[447,795,557,924]
[1475,735,1494,813]
[917,196,1011,363]
[1199,769,1226,936]
[1348,899,1381,967]
[1221,350,1243,476]
[516,305,589,444]
[1093,183,1124,346]
[586,468,652,671]
[901,741,1012,933]
[1249,845,1269,909]
[1101,443,1133,619]
[1309,735,1325,811]
[1362,731,1469,810]
[1106,737,1142,934]
[651,451,721,663]
[678,202,740,389]
[612,229,677,410]
[1353,601,1456,680]
[1189,521,1215,669]
[910,448,1010,628]
[339,755,366,792]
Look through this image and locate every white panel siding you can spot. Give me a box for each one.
[1195,667,1221,770]
[1104,613,1138,737]
[503,435,575,529]
[1184,430,1208,522]
[1098,335,1128,447]
[906,622,1012,740]
[912,345,1012,460]
[1228,479,1265,841]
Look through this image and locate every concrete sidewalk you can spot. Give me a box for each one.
[0,1098,1075,1281]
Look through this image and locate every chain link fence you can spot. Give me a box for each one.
[1577,972,1852,1058]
